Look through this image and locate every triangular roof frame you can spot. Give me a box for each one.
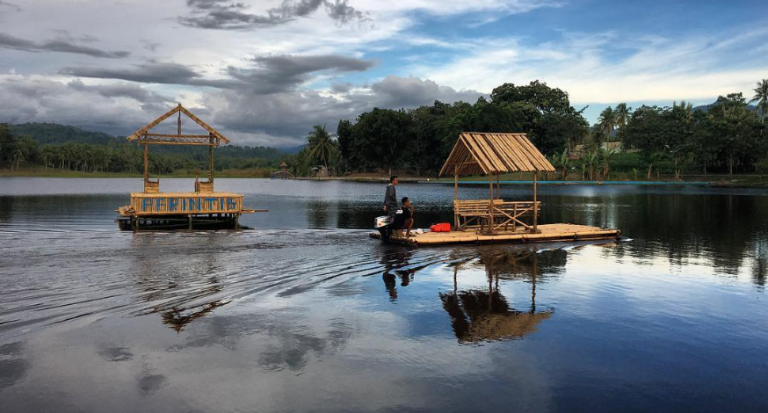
[439,132,554,177]
[126,104,230,146]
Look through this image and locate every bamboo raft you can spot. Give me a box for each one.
[115,104,261,231]
[370,224,620,246]
[373,132,622,247]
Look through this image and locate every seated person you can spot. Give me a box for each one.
[393,197,414,237]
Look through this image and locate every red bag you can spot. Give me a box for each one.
[430,223,451,232]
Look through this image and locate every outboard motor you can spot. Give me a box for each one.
[375,210,402,243]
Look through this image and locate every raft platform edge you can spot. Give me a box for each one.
[369,223,621,246]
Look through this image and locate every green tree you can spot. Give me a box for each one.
[708,93,760,176]
[0,123,16,168]
[597,106,617,145]
[352,108,414,175]
[490,80,583,154]
[12,148,25,171]
[624,106,670,179]
[306,124,337,170]
[749,79,768,124]
[668,102,696,179]
[614,103,631,140]
[336,119,353,173]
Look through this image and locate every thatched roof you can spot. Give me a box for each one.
[126,104,230,146]
[439,132,555,177]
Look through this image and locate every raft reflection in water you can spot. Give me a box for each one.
[442,250,554,343]
[382,245,563,343]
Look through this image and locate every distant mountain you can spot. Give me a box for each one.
[279,145,306,154]
[692,103,756,113]
[9,122,287,160]
[10,122,121,146]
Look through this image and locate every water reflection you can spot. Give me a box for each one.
[379,246,417,301]
[0,341,29,391]
[130,234,230,332]
[441,249,555,344]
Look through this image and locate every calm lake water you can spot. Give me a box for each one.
[1,178,767,413]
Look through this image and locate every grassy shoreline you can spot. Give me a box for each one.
[3,168,768,187]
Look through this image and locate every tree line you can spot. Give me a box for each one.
[0,124,281,175]
[292,79,768,179]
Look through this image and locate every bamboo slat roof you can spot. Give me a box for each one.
[439,132,555,177]
[126,104,230,146]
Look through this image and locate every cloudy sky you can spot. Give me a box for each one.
[1,0,766,148]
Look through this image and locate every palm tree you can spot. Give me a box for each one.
[41,150,52,171]
[749,79,768,124]
[306,124,337,170]
[597,107,617,146]
[614,103,631,140]
[12,148,24,171]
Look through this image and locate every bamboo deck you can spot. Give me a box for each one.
[370,224,620,246]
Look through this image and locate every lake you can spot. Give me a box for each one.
[1,178,767,412]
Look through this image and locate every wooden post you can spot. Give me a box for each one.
[533,171,538,233]
[208,133,214,183]
[488,173,495,234]
[234,214,240,230]
[177,110,181,135]
[454,165,458,230]
[496,173,501,199]
[143,141,148,184]
[188,215,193,231]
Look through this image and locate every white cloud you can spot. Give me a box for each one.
[413,28,768,105]
[2,1,766,144]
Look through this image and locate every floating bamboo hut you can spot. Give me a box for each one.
[371,132,621,246]
[116,104,258,230]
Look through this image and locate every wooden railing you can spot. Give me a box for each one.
[454,199,540,232]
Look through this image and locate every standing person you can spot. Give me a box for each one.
[384,176,398,218]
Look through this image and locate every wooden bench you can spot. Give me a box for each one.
[454,199,540,232]
[144,179,160,194]
[195,179,214,193]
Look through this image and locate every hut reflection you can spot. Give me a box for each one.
[131,234,229,332]
[441,249,555,343]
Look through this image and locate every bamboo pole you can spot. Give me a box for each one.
[208,133,214,183]
[496,173,500,199]
[143,141,148,183]
[533,171,538,233]
[454,165,459,230]
[488,173,494,234]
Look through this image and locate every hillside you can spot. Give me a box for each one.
[9,122,285,160]
[10,123,121,146]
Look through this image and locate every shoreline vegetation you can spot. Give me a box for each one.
[3,167,768,187]
[2,80,766,184]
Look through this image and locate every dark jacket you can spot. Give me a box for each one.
[384,184,397,207]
